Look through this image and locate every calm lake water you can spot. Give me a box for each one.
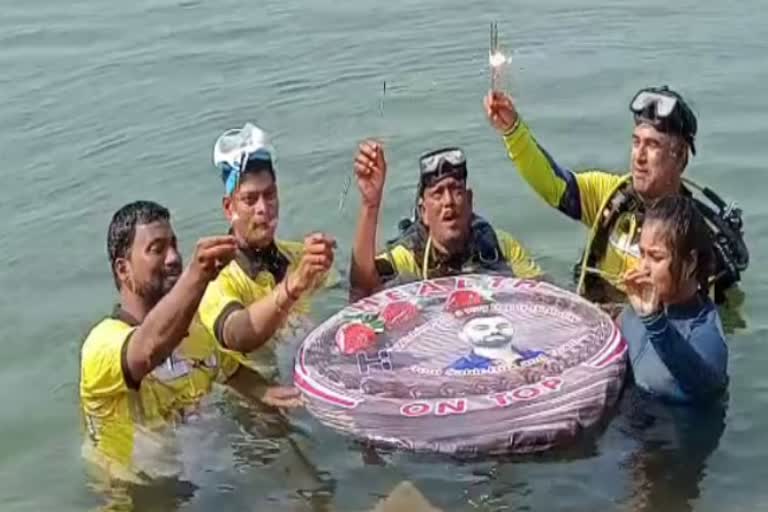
[1,0,767,510]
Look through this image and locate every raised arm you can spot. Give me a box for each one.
[349,140,388,299]
[484,91,619,226]
[124,236,237,385]
[218,233,335,353]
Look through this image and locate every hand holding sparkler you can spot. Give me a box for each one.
[486,23,520,134]
[484,89,519,134]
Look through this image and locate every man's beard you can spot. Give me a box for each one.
[474,334,511,349]
[135,272,178,307]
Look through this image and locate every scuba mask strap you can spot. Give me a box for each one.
[225,152,248,196]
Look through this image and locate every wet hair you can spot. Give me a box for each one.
[245,158,275,179]
[645,195,714,292]
[107,200,170,289]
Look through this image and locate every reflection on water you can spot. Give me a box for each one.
[88,477,197,512]
[86,387,334,512]
[718,287,749,334]
[369,481,443,512]
[83,308,726,512]
[84,382,727,511]
[618,388,726,512]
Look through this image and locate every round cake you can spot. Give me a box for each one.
[294,274,627,456]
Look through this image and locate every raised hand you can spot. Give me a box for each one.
[354,140,387,209]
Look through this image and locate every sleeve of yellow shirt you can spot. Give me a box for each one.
[502,120,623,227]
[495,230,543,279]
[183,312,243,383]
[80,320,134,403]
[375,245,420,282]
[198,270,245,347]
[199,240,336,358]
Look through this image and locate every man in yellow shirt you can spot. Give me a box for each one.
[198,123,335,380]
[484,86,748,304]
[80,200,301,481]
[349,140,542,299]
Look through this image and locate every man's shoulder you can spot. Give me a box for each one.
[82,317,134,355]
[375,244,419,280]
[206,253,263,295]
[210,258,245,286]
[492,228,530,257]
[80,317,134,398]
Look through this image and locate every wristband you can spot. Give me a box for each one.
[503,116,521,136]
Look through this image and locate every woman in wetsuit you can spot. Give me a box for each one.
[620,195,728,405]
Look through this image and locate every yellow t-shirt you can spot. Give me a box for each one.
[79,312,240,480]
[198,240,336,381]
[375,228,543,281]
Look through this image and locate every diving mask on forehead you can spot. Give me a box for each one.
[213,123,277,195]
[630,86,698,155]
[418,147,468,192]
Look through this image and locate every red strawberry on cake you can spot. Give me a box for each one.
[335,323,377,354]
[380,301,420,330]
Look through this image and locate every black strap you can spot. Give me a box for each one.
[213,301,245,349]
[120,330,141,390]
[110,305,142,390]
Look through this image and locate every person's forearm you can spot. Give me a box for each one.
[222,279,297,353]
[350,203,382,296]
[125,268,208,383]
[502,120,583,221]
[641,311,727,400]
